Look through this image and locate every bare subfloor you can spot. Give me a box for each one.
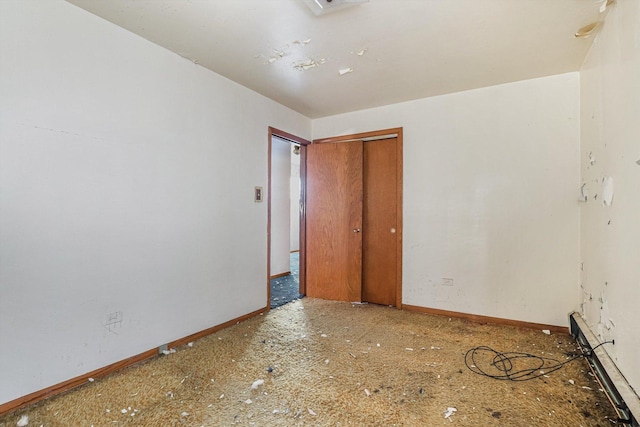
[1,298,619,426]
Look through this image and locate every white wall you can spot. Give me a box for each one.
[0,0,310,405]
[290,151,301,252]
[270,137,291,276]
[579,0,640,394]
[313,73,581,327]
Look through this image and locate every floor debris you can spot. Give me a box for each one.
[251,379,264,389]
[444,407,457,419]
[17,415,29,427]
[308,408,317,416]
[1,299,618,427]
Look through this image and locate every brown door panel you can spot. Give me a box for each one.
[306,141,363,302]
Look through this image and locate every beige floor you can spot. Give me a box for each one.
[0,298,619,426]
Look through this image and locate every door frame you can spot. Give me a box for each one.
[313,127,403,308]
[267,127,310,309]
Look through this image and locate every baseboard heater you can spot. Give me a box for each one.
[570,312,640,426]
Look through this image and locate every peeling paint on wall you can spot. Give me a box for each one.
[581,292,588,316]
[597,291,615,341]
[580,283,589,317]
[575,22,601,38]
[580,183,589,202]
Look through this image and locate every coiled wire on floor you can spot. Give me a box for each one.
[464,341,613,381]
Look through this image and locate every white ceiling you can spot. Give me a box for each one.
[66,0,606,118]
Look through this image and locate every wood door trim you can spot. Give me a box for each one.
[395,129,403,308]
[267,127,310,309]
[313,127,402,144]
[271,128,311,146]
[312,128,403,308]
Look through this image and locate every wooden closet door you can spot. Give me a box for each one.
[306,141,363,302]
[362,138,398,306]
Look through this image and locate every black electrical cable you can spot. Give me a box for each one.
[464,341,613,381]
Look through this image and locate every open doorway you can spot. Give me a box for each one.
[267,127,309,309]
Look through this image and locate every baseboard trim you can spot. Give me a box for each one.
[570,312,640,426]
[167,307,266,349]
[269,271,291,280]
[402,304,569,334]
[0,306,267,416]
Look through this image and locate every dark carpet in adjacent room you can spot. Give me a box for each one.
[270,251,302,309]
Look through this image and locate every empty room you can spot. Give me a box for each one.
[0,0,638,426]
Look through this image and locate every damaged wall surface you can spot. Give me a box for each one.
[0,0,310,405]
[313,73,581,328]
[579,0,640,396]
